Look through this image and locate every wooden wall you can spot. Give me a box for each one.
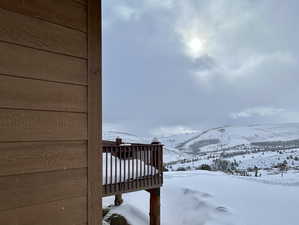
[0,0,102,224]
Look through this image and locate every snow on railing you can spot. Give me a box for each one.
[102,139,163,196]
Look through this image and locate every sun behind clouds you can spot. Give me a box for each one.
[187,37,206,58]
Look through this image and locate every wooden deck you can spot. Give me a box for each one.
[102,139,163,197]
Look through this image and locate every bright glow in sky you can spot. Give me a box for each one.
[186,37,206,59]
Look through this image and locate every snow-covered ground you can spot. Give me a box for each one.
[103,170,299,225]
[168,148,299,171]
[229,149,299,170]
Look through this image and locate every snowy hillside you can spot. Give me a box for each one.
[160,125,299,174]
[103,130,149,144]
[173,123,299,154]
[103,123,299,165]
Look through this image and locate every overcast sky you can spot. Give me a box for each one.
[103,0,299,136]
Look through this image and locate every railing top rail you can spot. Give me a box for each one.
[103,139,163,147]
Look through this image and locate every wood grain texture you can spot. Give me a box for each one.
[0,109,87,142]
[0,75,87,112]
[0,8,87,58]
[0,42,87,85]
[0,196,87,225]
[0,0,87,32]
[76,0,87,5]
[0,168,87,211]
[87,0,102,224]
[0,141,87,176]
[0,1,89,225]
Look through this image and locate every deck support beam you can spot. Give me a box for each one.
[114,193,123,206]
[148,188,160,225]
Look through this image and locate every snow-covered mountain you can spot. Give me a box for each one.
[103,130,149,144]
[103,123,299,164]
[168,123,299,153]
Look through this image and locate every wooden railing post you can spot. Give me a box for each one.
[149,188,160,225]
[116,137,122,145]
[151,138,160,145]
[151,138,160,168]
[114,137,123,205]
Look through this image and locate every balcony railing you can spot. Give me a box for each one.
[102,139,163,197]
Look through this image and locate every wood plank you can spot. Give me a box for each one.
[0,75,87,112]
[76,0,87,5]
[87,0,102,224]
[103,183,162,197]
[0,8,87,58]
[0,109,87,142]
[0,42,87,85]
[0,0,87,32]
[0,141,87,176]
[0,196,87,225]
[0,168,87,211]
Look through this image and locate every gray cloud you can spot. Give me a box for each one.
[103,0,299,135]
[230,107,286,119]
